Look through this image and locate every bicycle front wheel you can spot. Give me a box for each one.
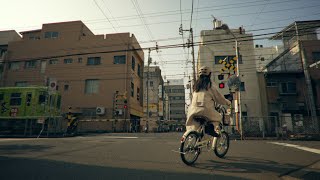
[180,131,201,166]
[214,131,230,158]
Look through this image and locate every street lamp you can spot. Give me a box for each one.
[220,24,243,139]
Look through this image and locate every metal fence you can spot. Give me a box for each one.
[242,116,320,139]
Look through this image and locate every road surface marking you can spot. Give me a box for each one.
[104,136,138,139]
[269,142,320,154]
[0,138,46,142]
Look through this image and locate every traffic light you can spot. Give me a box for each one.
[124,98,127,109]
[219,82,225,89]
[218,74,224,80]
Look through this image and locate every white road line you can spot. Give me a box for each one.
[0,138,45,142]
[103,136,138,139]
[269,142,320,155]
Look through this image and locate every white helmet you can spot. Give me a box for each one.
[199,66,211,76]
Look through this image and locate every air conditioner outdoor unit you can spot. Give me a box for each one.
[96,107,105,115]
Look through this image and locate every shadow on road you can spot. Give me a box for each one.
[0,156,246,180]
[0,144,53,155]
[192,156,319,178]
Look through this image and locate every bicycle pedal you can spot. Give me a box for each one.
[172,150,186,154]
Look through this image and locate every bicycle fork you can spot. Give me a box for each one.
[211,137,218,149]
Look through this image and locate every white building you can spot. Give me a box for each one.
[198,23,262,119]
[254,44,283,72]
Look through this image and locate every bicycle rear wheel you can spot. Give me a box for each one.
[180,131,201,166]
[214,131,229,158]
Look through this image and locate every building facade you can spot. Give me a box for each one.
[3,21,144,124]
[142,66,164,131]
[254,44,283,72]
[260,20,320,135]
[164,79,186,122]
[0,30,21,85]
[198,23,263,121]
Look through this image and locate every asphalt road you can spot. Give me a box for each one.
[0,133,319,180]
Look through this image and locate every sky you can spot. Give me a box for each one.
[1,0,320,87]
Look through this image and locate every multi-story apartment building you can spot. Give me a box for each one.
[3,21,144,124]
[0,30,21,85]
[164,79,186,123]
[198,21,262,122]
[260,20,320,135]
[142,66,164,131]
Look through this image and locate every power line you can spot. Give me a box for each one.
[3,25,319,64]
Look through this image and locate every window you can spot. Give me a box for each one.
[312,52,320,63]
[0,94,4,102]
[29,36,40,40]
[49,95,55,107]
[0,49,7,58]
[9,62,20,70]
[87,57,101,65]
[280,82,296,94]
[137,87,140,101]
[150,81,154,87]
[49,59,58,65]
[10,93,21,106]
[25,60,37,69]
[38,92,46,104]
[26,93,32,106]
[40,60,46,73]
[15,81,28,87]
[78,58,83,63]
[132,56,135,70]
[64,58,73,64]
[114,55,126,64]
[64,84,69,91]
[57,96,61,109]
[138,64,141,77]
[131,82,134,97]
[44,31,59,39]
[215,56,227,64]
[266,82,277,87]
[85,79,99,94]
[240,82,245,91]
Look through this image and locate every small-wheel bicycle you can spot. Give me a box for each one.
[179,105,231,166]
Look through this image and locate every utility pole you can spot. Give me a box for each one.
[295,22,319,133]
[221,24,243,139]
[235,40,243,140]
[146,48,151,121]
[179,25,197,84]
[190,28,196,83]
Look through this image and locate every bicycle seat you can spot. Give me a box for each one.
[193,116,209,125]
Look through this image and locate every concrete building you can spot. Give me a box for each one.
[198,22,263,121]
[260,20,320,135]
[3,21,144,127]
[0,30,21,85]
[254,44,283,72]
[164,79,186,124]
[142,66,164,131]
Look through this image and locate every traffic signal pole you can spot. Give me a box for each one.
[235,39,243,140]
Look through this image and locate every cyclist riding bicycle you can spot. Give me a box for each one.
[185,66,231,137]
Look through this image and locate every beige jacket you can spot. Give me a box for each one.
[185,84,231,133]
